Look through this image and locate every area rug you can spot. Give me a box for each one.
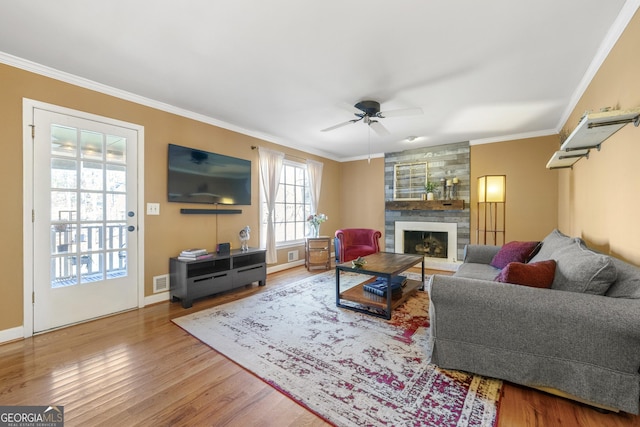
[172,271,502,426]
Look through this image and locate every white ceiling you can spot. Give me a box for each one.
[0,1,637,161]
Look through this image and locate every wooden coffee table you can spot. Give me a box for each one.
[336,252,424,320]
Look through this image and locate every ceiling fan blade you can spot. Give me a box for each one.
[321,118,359,132]
[379,107,423,118]
[369,120,390,136]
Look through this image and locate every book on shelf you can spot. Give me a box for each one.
[180,248,208,256]
[178,253,213,261]
[363,276,406,297]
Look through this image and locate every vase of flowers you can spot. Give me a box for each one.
[307,213,328,237]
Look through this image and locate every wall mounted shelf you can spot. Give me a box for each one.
[546,107,640,169]
[385,200,465,211]
[546,149,590,170]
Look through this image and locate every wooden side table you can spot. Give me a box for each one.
[305,236,331,271]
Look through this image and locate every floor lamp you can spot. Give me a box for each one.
[477,175,506,245]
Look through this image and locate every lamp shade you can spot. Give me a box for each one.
[478,175,506,203]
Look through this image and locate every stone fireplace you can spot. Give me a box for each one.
[384,142,470,270]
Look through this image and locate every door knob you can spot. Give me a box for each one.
[127,225,136,232]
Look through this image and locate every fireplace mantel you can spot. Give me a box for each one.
[385,200,465,211]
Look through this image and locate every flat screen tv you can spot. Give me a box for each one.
[167,143,251,205]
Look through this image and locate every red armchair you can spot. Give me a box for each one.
[335,228,382,263]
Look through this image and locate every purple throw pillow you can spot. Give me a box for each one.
[495,260,556,288]
[490,241,541,269]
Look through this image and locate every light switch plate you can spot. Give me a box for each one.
[146,203,160,215]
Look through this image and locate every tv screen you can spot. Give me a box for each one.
[167,144,251,205]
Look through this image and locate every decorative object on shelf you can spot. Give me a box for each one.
[307,213,327,237]
[239,226,250,251]
[440,177,460,200]
[351,256,367,269]
[424,180,437,201]
[477,175,506,245]
[392,161,428,200]
[452,177,459,199]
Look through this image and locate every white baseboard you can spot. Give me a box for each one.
[0,326,25,344]
[267,259,305,274]
[144,291,170,306]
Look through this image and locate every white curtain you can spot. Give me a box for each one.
[259,147,284,264]
[306,159,324,215]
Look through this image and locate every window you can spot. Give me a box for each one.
[262,160,311,245]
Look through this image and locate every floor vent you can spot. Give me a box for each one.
[153,274,170,293]
[288,250,299,262]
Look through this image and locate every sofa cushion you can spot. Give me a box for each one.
[529,229,577,263]
[605,257,640,299]
[495,260,556,288]
[551,241,617,295]
[490,241,540,269]
[454,262,502,281]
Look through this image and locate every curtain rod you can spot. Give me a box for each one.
[251,145,308,162]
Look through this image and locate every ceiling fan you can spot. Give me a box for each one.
[321,100,423,135]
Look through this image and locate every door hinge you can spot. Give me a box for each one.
[29,124,35,139]
[32,291,35,304]
[32,209,35,223]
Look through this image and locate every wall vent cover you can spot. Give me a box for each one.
[153,274,170,293]
[288,250,299,262]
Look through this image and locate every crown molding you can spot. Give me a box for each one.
[469,128,557,146]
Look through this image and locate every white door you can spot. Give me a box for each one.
[31,107,139,333]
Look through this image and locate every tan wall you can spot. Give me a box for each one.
[470,136,559,243]
[0,63,340,331]
[557,9,640,265]
[338,157,386,242]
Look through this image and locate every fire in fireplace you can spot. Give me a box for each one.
[403,231,448,259]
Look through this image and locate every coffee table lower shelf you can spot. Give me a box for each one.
[338,278,422,319]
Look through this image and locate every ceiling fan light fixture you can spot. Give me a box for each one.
[321,99,423,134]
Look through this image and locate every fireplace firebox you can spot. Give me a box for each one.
[403,231,448,258]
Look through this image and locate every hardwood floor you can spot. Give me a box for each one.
[0,266,638,426]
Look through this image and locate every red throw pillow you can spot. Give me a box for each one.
[490,241,541,269]
[495,260,556,288]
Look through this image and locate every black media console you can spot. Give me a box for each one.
[170,248,266,308]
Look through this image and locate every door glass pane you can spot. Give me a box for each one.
[51,124,77,158]
[80,224,103,251]
[51,159,77,189]
[106,194,126,221]
[80,192,103,221]
[81,161,104,190]
[51,223,77,255]
[106,135,126,164]
[106,164,126,192]
[80,252,103,284]
[106,223,127,280]
[81,130,104,161]
[51,255,78,288]
[51,192,77,221]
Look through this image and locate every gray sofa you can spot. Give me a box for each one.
[428,229,640,414]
